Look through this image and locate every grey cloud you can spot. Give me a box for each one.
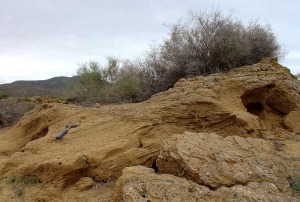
[0,0,299,82]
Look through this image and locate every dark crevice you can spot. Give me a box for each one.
[151,158,158,173]
[245,102,264,116]
[31,126,49,141]
[199,181,250,191]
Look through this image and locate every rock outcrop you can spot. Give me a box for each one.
[75,177,96,191]
[113,166,300,202]
[0,59,299,201]
[157,132,290,192]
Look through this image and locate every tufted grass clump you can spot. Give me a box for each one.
[21,174,41,185]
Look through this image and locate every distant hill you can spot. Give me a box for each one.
[0,76,79,98]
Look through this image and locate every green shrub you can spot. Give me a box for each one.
[77,61,106,92]
[0,93,8,99]
[74,57,152,104]
[289,174,300,193]
[116,79,140,102]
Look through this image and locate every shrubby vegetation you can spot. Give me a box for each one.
[73,10,283,104]
[0,92,8,99]
[0,98,36,127]
[289,174,300,193]
[71,58,154,105]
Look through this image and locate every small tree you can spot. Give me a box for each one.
[75,57,153,104]
[114,60,146,102]
[103,56,120,83]
[77,61,105,92]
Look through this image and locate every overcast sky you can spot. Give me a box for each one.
[0,0,299,83]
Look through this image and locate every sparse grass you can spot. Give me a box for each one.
[17,97,31,102]
[289,174,300,193]
[7,175,18,184]
[6,175,23,197]
[21,174,41,185]
[6,174,41,198]
[7,174,41,185]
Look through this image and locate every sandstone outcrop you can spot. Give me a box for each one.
[157,132,290,192]
[0,59,299,201]
[113,166,300,202]
[75,177,96,191]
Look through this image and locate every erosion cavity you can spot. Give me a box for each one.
[21,115,51,142]
[241,84,275,118]
[245,102,264,116]
[241,84,296,137]
[31,126,49,141]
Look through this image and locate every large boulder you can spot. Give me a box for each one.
[113,166,299,202]
[157,132,291,192]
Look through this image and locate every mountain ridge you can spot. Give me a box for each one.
[0,76,78,98]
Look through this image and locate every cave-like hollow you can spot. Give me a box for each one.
[244,102,264,116]
[240,84,295,135]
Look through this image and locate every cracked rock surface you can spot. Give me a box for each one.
[157,132,290,192]
[113,166,300,202]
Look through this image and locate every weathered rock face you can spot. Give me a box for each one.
[0,59,299,201]
[113,166,300,202]
[284,111,300,133]
[157,132,290,192]
[75,177,95,191]
[167,58,300,140]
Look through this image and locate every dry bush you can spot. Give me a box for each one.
[143,10,283,94]
[74,10,284,103]
[0,98,36,127]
